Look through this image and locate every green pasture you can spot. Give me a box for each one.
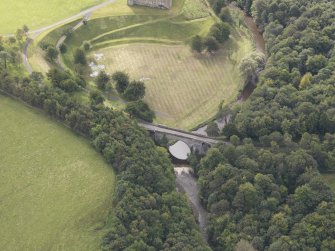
[0,0,104,34]
[0,95,115,251]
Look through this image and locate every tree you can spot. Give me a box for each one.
[232,182,260,212]
[83,41,91,51]
[306,55,327,75]
[205,36,220,52]
[191,35,204,53]
[16,28,24,41]
[220,7,233,24]
[8,37,16,45]
[235,239,257,251]
[239,52,266,84]
[210,22,231,43]
[299,73,312,89]
[23,25,29,34]
[59,43,67,54]
[74,48,87,65]
[0,51,11,69]
[206,121,220,137]
[125,100,155,122]
[46,46,59,61]
[112,71,129,94]
[96,71,110,91]
[30,72,44,83]
[61,79,78,93]
[90,90,105,105]
[124,81,145,101]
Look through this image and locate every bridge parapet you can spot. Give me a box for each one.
[139,122,223,154]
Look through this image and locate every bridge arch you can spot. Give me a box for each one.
[169,140,191,160]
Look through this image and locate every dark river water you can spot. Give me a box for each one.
[193,9,266,137]
[176,8,266,242]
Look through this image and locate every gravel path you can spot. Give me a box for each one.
[20,0,115,73]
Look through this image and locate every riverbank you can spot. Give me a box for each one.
[193,7,266,136]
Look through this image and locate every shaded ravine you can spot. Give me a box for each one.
[193,8,266,136]
[174,167,208,241]
[178,8,266,243]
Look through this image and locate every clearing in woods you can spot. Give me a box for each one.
[32,0,256,129]
[0,0,103,34]
[97,35,253,129]
[0,95,115,250]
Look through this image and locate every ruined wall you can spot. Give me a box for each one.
[128,0,172,9]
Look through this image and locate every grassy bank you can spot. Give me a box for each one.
[0,94,115,250]
[36,1,255,129]
[0,0,104,34]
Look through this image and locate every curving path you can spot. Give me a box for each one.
[21,0,116,73]
[3,0,116,38]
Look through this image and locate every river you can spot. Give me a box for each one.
[175,7,265,243]
[193,8,266,136]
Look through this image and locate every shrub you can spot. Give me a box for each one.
[112,71,129,94]
[191,35,204,53]
[124,81,145,101]
[96,71,110,91]
[125,100,155,122]
[74,48,87,65]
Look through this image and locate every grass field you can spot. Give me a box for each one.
[0,0,103,34]
[97,35,253,129]
[36,1,255,129]
[0,95,115,250]
[322,173,335,191]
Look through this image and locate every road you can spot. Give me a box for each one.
[21,0,115,73]
[139,123,222,145]
[3,0,116,38]
[18,0,224,145]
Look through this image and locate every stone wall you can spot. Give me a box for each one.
[128,0,172,9]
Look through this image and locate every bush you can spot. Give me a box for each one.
[219,7,233,24]
[112,71,129,94]
[90,90,105,105]
[210,22,231,43]
[74,48,87,65]
[95,71,110,91]
[206,121,220,137]
[124,81,145,101]
[39,41,52,51]
[83,41,91,51]
[46,46,59,61]
[59,43,67,54]
[205,36,220,52]
[125,100,155,122]
[191,35,204,53]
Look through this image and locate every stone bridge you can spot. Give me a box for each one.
[139,122,223,154]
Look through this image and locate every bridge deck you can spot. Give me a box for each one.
[139,123,222,145]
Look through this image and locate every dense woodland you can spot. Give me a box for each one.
[0,59,208,250]
[192,0,335,250]
[1,0,335,250]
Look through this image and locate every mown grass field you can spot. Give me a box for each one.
[0,0,103,34]
[322,173,335,191]
[36,1,255,129]
[97,31,253,129]
[0,95,115,251]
